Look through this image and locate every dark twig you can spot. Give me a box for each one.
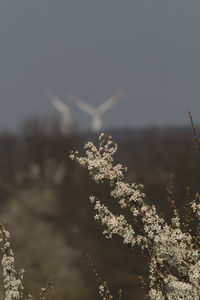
[188,111,200,152]
[40,274,56,300]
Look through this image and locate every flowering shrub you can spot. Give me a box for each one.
[0,221,57,300]
[70,132,200,299]
[0,115,200,299]
[0,223,26,300]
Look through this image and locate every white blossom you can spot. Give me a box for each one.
[0,223,25,300]
[71,133,200,299]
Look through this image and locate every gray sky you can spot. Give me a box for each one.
[0,0,200,131]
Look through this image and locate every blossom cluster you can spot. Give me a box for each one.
[0,223,25,300]
[70,133,200,299]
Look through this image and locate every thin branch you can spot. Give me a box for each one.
[40,274,56,300]
[188,111,200,152]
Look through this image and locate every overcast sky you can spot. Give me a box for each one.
[0,0,200,132]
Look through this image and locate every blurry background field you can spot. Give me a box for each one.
[0,0,200,299]
[0,121,200,299]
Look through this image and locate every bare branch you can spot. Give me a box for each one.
[188,111,200,152]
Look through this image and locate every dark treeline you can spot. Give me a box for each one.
[0,118,199,299]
